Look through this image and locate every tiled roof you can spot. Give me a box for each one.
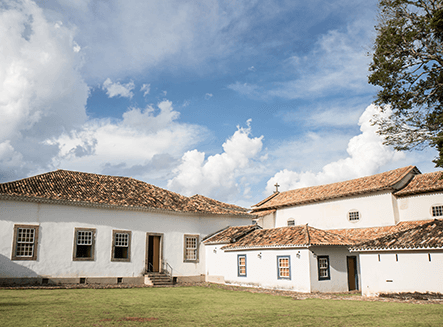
[203,225,262,244]
[254,209,276,218]
[394,171,443,197]
[190,194,250,213]
[351,219,443,251]
[0,170,252,216]
[328,220,433,243]
[252,166,419,211]
[221,225,356,250]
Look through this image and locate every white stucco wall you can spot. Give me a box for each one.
[397,192,443,222]
[358,251,443,296]
[0,200,251,279]
[309,246,357,293]
[206,247,312,292]
[275,192,398,230]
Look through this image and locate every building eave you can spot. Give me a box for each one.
[0,194,254,218]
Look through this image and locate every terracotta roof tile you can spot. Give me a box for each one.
[351,219,443,251]
[203,225,262,244]
[327,220,433,243]
[190,194,250,214]
[252,166,418,211]
[0,170,252,216]
[395,171,443,197]
[221,225,356,250]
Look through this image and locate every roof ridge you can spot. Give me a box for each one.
[305,223,310,245]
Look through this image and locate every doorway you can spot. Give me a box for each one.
[146,233,163,272]
[347,256,358,291]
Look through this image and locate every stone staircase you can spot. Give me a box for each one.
[144,272,174,286]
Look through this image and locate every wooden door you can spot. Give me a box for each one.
[347,256,358,291]
[147,234,162,272]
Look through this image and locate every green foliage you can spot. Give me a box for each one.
[369,0,443,167]
[1,287,443,326]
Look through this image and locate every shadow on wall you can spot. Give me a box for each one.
[0,254,40,285]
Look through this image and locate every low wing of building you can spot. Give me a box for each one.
[0,169,253,286]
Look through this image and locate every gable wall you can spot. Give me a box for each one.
[397,192,443,222]
[0,199,251,280]
[274,191,397,230]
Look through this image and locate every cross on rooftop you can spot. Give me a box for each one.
[274,183,280,193]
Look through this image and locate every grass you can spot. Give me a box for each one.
[1,285,442,326]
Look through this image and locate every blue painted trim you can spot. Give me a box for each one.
[317,255,330,281]
[277,255,291,280]
[237,254,247,277]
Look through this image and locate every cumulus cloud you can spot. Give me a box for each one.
[167,121,263,200]
[0,0,88,180]
[46,100,206,177]
[102,78,135,98]
[140,83,150,97]
[265,104,405,193]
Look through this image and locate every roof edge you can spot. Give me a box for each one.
[0,194,255,218]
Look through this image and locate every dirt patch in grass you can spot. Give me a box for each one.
[100,317,158,322]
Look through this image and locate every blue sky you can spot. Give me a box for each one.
[0,0,439,207]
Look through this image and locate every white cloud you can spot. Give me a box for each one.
[167,121,263,200]
[205,93,213,100]
[265,104,405,193]
[0,0,88,180]
[140,83,150,97]
[248,66,256,72]
[46,100,206,176]
[102,78,135,98]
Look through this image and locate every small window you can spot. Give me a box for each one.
[238,255,247,277]
[73,228,95,261]
[318,256,330,280]
[277,256,291,279]
[112,230,131,262]
[432,205,443,217]
[287,219,295,226]
[184,234,199,262]
[11,225,39,261]
[348,210,360,221]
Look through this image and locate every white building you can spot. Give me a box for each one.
[0,170,252,286]
[204,166,443,295]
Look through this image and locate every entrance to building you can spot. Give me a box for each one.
[146,233,163,272]
[347,256,358,291]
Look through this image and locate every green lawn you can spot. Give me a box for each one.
[1,286,442,326]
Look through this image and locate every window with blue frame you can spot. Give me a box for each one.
[277,256,291,279]
[318,255,330,280]
[238,254,246,277]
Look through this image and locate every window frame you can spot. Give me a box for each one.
[183,234,199,263]
[111,230,131,262]
[238,254,247,277]
[432,205,443,217]
[317,255,331,281]
[277,255,291,280]
[11,224,39,261]
[287,219,295,226]
[73,228,96,261]
[348,210,360,222]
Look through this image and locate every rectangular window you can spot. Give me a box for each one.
[318,256,330,280]
[184,235,199,262]
[112,230,131,262]
[348,211,360,221]
[11,225,39,261]
[287,219,295,226]
[238,255,247,277]
[432,205,443,217]
[73,228,95,261]
[277,256,291,279]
